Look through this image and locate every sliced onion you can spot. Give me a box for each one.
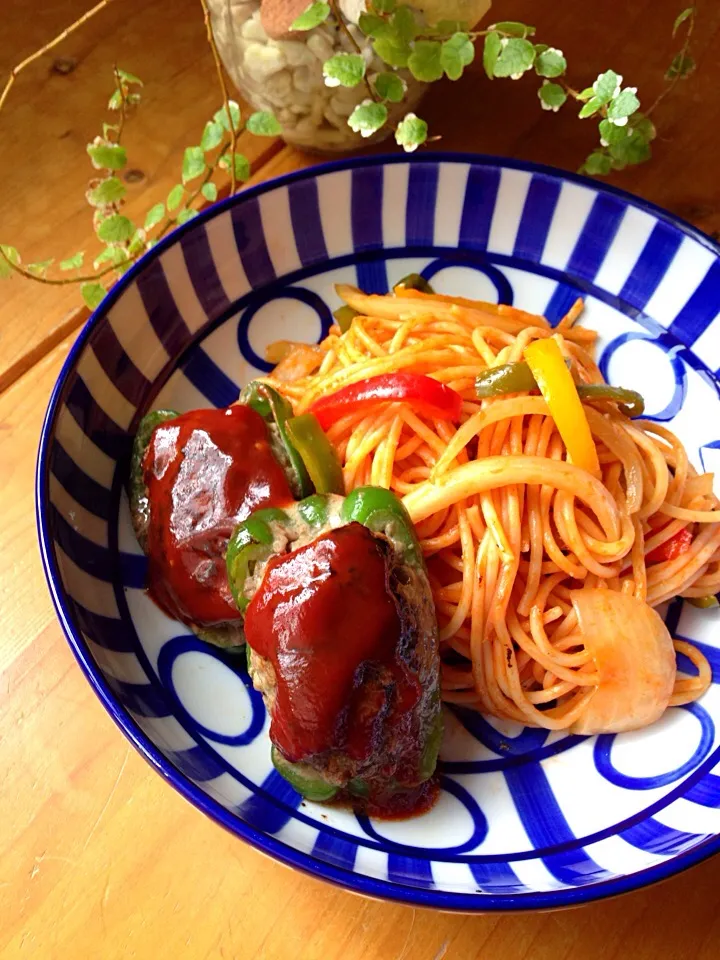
[569,588,675,735]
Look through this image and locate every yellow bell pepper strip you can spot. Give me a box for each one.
[524,338,601,477]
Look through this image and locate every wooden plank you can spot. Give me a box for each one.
[0,0,282,393]
[4,0,719,393]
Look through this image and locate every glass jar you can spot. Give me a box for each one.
[207,0,492,154]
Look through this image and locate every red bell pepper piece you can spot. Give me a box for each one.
[646,526,693,564]
[310,373,463,430]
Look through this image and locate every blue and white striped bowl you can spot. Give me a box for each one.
[37,154,720,911]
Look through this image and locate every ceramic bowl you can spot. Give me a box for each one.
[37,153,720,910]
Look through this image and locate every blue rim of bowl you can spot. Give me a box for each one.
[36,151,720,911]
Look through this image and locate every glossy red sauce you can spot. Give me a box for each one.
[244,522,421,764]
[143,405,293,626]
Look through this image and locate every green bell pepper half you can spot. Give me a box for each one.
[340,486,423,567]
[129,409,180,535]
[225,507,292,613]
[271,746,339,801]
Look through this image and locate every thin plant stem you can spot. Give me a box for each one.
[198,0,238,193]
[0,0,116,115]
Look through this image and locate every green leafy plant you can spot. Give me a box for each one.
[0,1,699,304]
[293,0,697,163]
[0,0,280,306]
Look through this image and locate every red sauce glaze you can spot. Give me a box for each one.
[143,405,293,626]
[244,522,421,764]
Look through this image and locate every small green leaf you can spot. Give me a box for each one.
[102,122,120,139]
[582,152,613,176]
[632,114,657,142]
[201,120,224,152]
[358,13,389,38]
[373,37,411,68]
[592,69,621,105]
[578,97,603,119]
[220,152,251,182]
[128,229,147,256]
[538,81,567,111]
[81,283,106,309]
[144,203,165,230]
[483,31,502,79]
[176,209,199,225]
[213,101,242,133]
[26,259,54,276]
[167,185,184,212]
[407,40,443,82]
[0,245,19,279]
[577,86,595,101]
[609,128,651,166]
[440,33,474,81]
[673,6,694,37]
[323,53,366,88]
[391,6,416,42]
[428,19,468,36]
[666,52,695,79]
[395,113,428,153]
[246,111,282,136]
[107,89,123,110]
[117,68,143,86]
[182,146,206,184]
[491,21,535,38]
[290,1,330,31]
[97,214,135,243]
[88,176,127,206]
[373,0,396,11]
[60,251,85,271]
[373,72,405,102]
[607,87,640,121]
[87,142,127,171]
[598,118,628,145]
[535,47,566,78]
[93,246,128,269]
[493,37,535,78]
[201,182,218,202]
[348,100,388,138]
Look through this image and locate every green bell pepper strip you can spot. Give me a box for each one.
[687,595,719,609]
[475,361,645,417]
[340,486,423,567]
[333,305,358,333]
[393,273,435,294]
[475,361,538,398]
[271,746,339,801]
[225,507,292,612]
[129,409,180,535]
[285,413,345,496]
[241,381,312,498]
[575,383,645,418]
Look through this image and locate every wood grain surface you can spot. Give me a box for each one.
[3,0,720,957]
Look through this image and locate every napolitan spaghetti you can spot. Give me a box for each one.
[262,280,719,734]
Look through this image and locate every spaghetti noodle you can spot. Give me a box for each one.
[263,283,718,733]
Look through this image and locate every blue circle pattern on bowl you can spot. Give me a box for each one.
[37,154,720,911]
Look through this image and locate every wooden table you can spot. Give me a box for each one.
[3,0,720,957]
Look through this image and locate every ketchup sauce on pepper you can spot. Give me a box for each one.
[143,405,292,626]
[244,522,421,764]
